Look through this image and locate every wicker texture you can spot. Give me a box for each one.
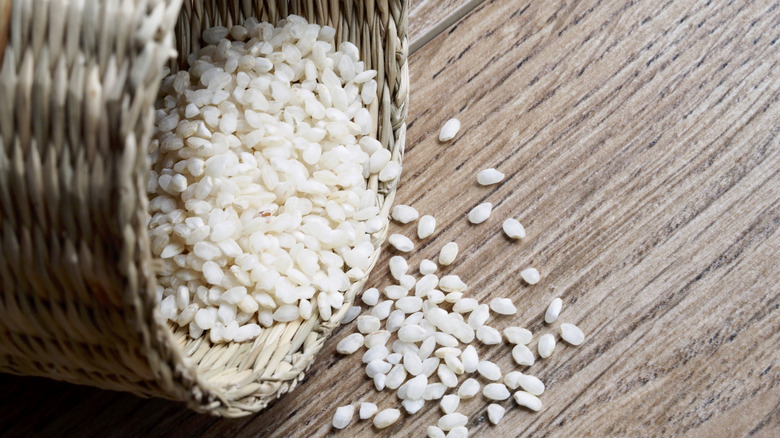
[0,0,408,417]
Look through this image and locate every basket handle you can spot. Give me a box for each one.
[0,0,9,60]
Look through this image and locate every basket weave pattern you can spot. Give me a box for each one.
[0,0,408,417]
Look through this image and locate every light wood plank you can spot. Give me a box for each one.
[409,0,484,53]
[2,0,780,437]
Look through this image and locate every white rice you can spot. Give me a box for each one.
[461,345,479,373]
[502,218,526,239]
[373,409,401,429]
[389,256,409,280]
[477,360,502,381]
[521,268,541,285]
[361,287,380,306]
[476,168,505,185]
[389,234,415,252]
[487,404,505,425]
[359,402,378,420]
[149,16,387,343]
[561,322,585,345]
[457,378,480,399]
[517,373,545,396]
[427,426,446,438]
[438,413,468,431]
[513,391,542,411]
[489,297,517,315]
[504,326,533,345]
[476,326,502,345]
[447,427,469,438]
[357,315,382,334]
[391,204,419,224]
[419,259,437,275]
[440,394,460,414]
[467,202,493,224]
[511,344,536,366]
[544,297,563,323]
[332,405,355,429]
[336,333,364,354]
[538,333,556,358]
[438,242,459,266]
[402,399,425,414]
[417,215,437,239]
[483,383,511,401]
[438,118,461,142]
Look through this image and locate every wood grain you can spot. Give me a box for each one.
[2,0,780,437]
[409,0,476,48]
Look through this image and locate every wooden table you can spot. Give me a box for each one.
[2,0,779,436]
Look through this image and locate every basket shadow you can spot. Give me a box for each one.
[0,373,305,438]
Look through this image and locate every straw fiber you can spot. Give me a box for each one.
[0,0,407,416]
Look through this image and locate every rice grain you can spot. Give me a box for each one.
[440,394,460,414]
[489,298,517,315]
[389,234,414,252]
[392,205,420,224]
[418,215,437,239]
[439,118,461,142]
[513,391,542,411]
[538,333,556,358]
[477,361,502,381]
[487,404,505,425]
[520,268,541,285]
[467,202,493,224]
[373,409,401,429]
[560,322,585,345]
[544,297,563,323]
[483,383,511,401]
[504,326,533,345]
[477,168,505,185]
[332,405,354,429]
[359,402,378,419]
[511,344,535,366]
[438,413,468,431]
[502,218,526,239]
[439,242,459,266]
[457,378,480,399]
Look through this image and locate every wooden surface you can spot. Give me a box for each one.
[2,0,780,436]
[408,0,466,46]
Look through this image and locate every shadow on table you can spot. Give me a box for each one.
[0,374,291,438]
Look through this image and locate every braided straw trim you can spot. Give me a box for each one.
[0,0,408,417]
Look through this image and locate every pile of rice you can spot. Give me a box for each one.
[147,15,395,343]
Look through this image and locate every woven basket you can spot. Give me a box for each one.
[0,0,407,417]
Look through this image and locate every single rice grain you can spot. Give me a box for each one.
[439,242,459,266]
[439,118,461,142]
[483,383,511,401]
[468,202,493,224]
[359,402,378,419]
[373,409,401,429]
[477,168,505,185]
[502,218,526,239]
[513,391,542,411]
[544,297,563,323]
[458,378,480,399]
[560,322,585,345]
[538,333,556,358]
[332,405,354,429]
[521,268,541,285]
[418,215,437,239]
[487,404,505,425]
